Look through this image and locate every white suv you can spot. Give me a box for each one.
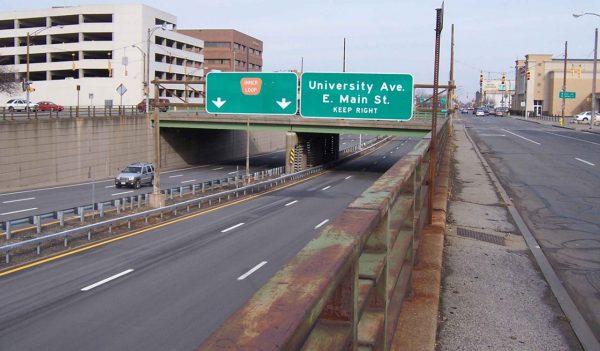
[6,99,38,112]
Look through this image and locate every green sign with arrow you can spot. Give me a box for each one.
[206,72,298,115]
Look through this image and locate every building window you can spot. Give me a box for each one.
[50,69,79,80]
[0,37,14,47]
[206,59,230,65]
[82,14,112,23]
[50,33,79,44]
[0,19,15,30]
[0,55,15,65]
[83,32,112,41]
[83,50,112,60]
[18,17,47,29]
[50,51,78,62]
[50,15,79,26]
[82,69,110,78]
[205,42,230,48]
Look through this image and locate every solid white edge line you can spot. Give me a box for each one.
[81,269,134,291]
[321,186,331,190]
[0,207,38,216]
[501,129,541,145]
[221,222,245,233]
[2,197,35,204]
[168,174,183,178]
[181,179,197,184]
[314,219,329,229]
[285,200,298,207]
[575,157,595,166]
[111,191,134,196]
[237,261,268,281]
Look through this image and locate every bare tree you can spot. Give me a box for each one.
[0,66,19,95]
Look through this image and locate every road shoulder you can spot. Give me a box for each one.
[436,120,580,350]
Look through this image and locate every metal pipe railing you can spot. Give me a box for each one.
[199,118,449,350]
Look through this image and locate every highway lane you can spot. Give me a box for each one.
[0,156,276,222]
[462,115,600,339]
[0,137,415,350]
[0,134,375,221]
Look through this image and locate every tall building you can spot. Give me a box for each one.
[513,54,600,116]
[177,29,262,74]
[0,4,204,106]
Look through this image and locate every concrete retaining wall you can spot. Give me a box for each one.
[0,117,285,192]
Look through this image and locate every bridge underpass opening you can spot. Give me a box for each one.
[159,127,285,170]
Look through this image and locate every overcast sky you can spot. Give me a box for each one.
[2,0,599,101]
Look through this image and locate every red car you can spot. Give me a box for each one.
[37,101,64,112]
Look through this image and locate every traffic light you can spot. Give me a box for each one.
[526,71,531,80]
[479,73,484,83]
[501,73,506,85]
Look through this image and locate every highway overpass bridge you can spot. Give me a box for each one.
[156,111,441,173]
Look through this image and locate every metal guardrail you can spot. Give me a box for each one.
[199,119,449,350]
[1,106,447,121]
[0,105,145,120]
[0,137,385,263]
[1,167,285,240]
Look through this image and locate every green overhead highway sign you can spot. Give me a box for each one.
[559,91,576,99]
[300,72,414,120]
[206,72,298,115]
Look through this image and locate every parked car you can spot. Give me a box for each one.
[574,111,600,123]
[475,109,485,117]
[37,101,64,112]
[137,98,170,112]
[114,163,154,189]
[6,98,38,112]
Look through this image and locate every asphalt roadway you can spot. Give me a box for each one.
[0,134,374,222]
[0,136,415,350]
[464,115,600,342]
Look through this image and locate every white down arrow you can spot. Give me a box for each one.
[276,98,292,110]
[212,97,227,108]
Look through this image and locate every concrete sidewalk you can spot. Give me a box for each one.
[436,119,582,350]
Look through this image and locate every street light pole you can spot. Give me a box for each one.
[573,12,600,129]
[592,28,598,129]
[146,24,165,115]
[25,25,62,118]
[132,45,146,110]
[26,32,31,119]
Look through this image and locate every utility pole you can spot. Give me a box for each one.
[245,46,250,183]
[449,23,455,129]
[149,80,165,208]
[561,41,568,127]
[591,28,598,130]
[342,38,346,73]
[429,4,443,224]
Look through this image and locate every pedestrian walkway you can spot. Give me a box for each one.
[436,118,581,350]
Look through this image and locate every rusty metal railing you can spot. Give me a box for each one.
[199,118,449,350]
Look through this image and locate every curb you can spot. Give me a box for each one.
[391,132,452,350]
[513,116,600,134]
